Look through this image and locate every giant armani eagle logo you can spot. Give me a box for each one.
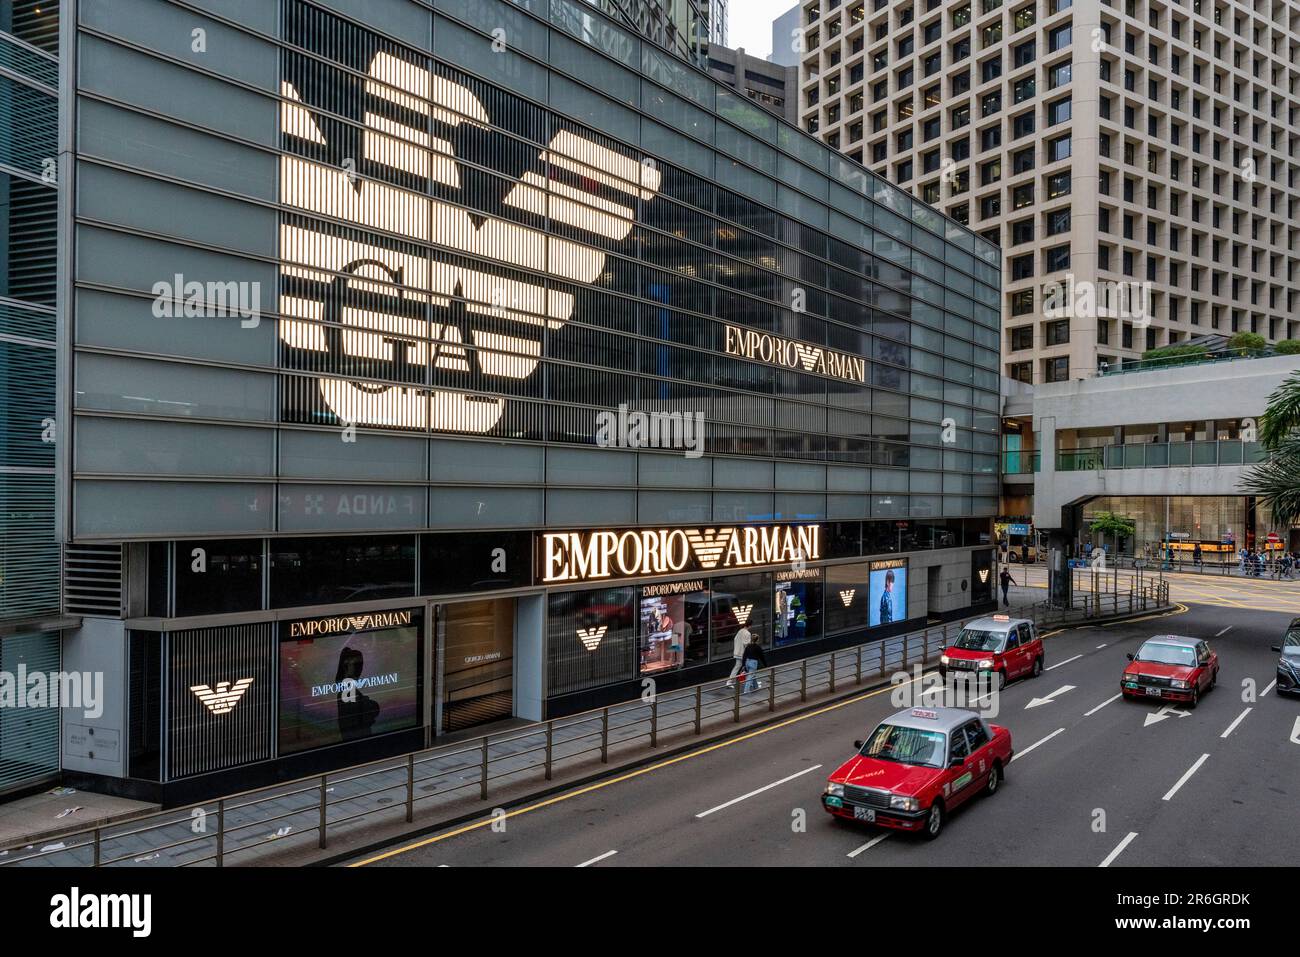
[278,52,662,432]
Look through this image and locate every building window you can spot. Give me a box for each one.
[1012,110,1035,139]
[1010,326,1034,350]
[1011,253,1034,279]
[1046,208,1071,235]
[1048,23,1073,52]
[1012,183,1034,209]
[1045,319,1070,345]
[1045,244,1071,271]
[1010,289,1034,315]
[1046,133,1071,161]
[1044,356,1069,381]
[1047,97,1072,126]
[1011,218,1034,245]
[1046,171,1071,197]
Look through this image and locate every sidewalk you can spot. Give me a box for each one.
[0,787,156,859]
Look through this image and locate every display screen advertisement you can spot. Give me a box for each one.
[868,560,908,627]
[278,609,422,756]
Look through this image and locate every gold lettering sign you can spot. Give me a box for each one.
[723,325,866,384]
[541,525,822,584]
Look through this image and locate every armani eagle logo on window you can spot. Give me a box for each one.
[189,678,255,716]
[278,21,661,434]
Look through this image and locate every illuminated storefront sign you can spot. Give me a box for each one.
[723,325,866,383]
[278,45,661,434]
[287,609,415,639]
[540,524,822,584]
[189,678,255,716]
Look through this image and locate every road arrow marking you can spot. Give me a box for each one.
[1143,705,1192,727]
[1025,685,1076,709]
[1291,716,1300,745]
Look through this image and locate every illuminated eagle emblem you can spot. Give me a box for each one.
[576,626,608,652]
[189,678,255,716]
[278,47,661,434]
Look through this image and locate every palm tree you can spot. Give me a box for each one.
[1243,369,1300,527]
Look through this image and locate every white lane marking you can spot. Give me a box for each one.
[1010,727,1065,762]
[1046,654,1083,671]
[1214,626,1233,637]
[1099,831,1139,868]
[1095,643,1108,649]
[576,850,617,867]
[1291,716,1300,745]
[846,833,891,858]
[1220,707,1252,739]
[1084,693,1122,717]
[1261,679,1277,698]
[1162,753,1210,801]
[695,764,823,818]
[1025,685,1076,709]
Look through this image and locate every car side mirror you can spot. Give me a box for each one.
[1126,653,1135,661]
[1272,646,1282,653]
[949,756,964,768]
[854,740,863,750]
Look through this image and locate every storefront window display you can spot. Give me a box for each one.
[868,559,909,627]
[773,568,824,646]
[639,580,709,674]
[708,572,773,662]
[548,587,638,696]
[824,561,871,635]
[278,610,423,756]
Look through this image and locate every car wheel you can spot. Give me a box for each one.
[997,670,1007,691]
[985,761,1001,796]
[1210,669,1218,689]
[1189,686,1200,709]
[922,801,944,840]
[1031,656,1043,678]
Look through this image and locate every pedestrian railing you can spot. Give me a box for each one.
[0,589,1165,868]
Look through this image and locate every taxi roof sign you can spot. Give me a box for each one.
[992,614,1010,621]
[910,708,939,719]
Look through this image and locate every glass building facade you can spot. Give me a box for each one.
[54,0,1001,800]
[0,0,60,796]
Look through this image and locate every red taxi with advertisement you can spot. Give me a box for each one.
[1121,635,1219,707]
[822,707,1013,840]
[938,615,1044,689]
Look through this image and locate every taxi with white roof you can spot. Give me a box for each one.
[938,615,1044,689]
[822,706,1013,840]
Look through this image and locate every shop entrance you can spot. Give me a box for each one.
[437,599,515,733]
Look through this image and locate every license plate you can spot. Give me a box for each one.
[1145,687,1162,697]
[853,806,876,822]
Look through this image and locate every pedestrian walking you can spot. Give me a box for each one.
[741,632,767,694]
[999,568,1015,608]
[726,621,752,688]
[1193,543,1203,570]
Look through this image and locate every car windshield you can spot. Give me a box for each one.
[1282,627,1300,652]
[859,723,946,769]
[1136,641,1197,666]
[954,628,1005,652]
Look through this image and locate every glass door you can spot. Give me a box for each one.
[438,599,515,733]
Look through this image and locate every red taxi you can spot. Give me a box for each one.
[1121,635,1219,707]
[822,706,1013,840]
[939,615,1044,689]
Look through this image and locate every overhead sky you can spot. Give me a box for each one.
[726,0,800,60]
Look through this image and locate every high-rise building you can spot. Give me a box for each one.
[771,4,805,67]
[710,0,730,45]
[0,0,61,797]
[707,43,800,121]
[795,0,1300,386]
[9,0,999,803]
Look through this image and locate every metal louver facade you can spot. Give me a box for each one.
[0,629,60,794]
[165,624,276,780]
[61,544,124,617]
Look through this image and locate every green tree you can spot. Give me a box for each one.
[1243,369,1300,527]
[1089,511,1136,555]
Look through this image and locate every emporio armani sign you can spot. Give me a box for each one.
[540,524,822,584]
[723,325,866,384]
[288,610,414,639]
[189,678,255,716]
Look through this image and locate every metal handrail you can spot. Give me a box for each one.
[0,590,1165,868]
